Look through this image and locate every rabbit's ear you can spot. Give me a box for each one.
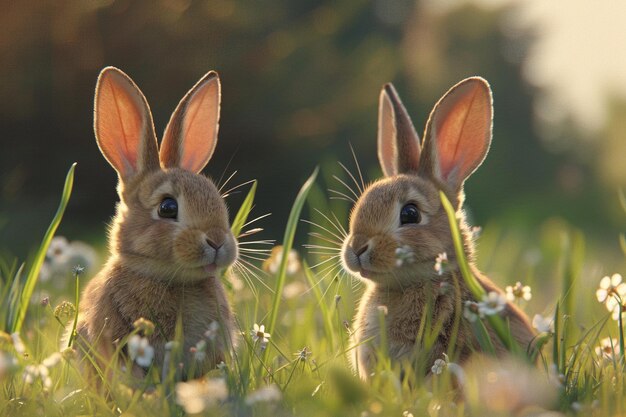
[377,83,421,177]
[94,67,160,180]
[160,71,220,173]
[419,77,492,190]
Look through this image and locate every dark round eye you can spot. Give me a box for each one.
[400,203,421,225]
[158,197,178,219]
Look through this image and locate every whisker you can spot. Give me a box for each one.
[239,253,268,262]
[237,259,274,293]
[302,218,345,242]
[309,258,343,277]
[349,142,366,193]
[308,232,342,247]
[309,255,341,269]
[218,170,238,193]
[221,179,257,198]
[338,161,363,196]
[329,196,354,203]
[239,248,272,254]
[303,261,342,295]
[303,244,342,252]
[238,240,275,246]
[232,262,259,298]
[216,144,240,189]
[303,250,341,257]
[242,213,272,229]
[332,175,359,201]
[330,211,349,238]
[313,209,347,239]
[320,269,343,300]
[328,189,356,204]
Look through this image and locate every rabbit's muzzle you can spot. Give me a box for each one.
[173,227,238,274]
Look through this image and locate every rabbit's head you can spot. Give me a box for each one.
[342,78,492,288]
[94,67,237,282]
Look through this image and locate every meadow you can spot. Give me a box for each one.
[1,159,625,417]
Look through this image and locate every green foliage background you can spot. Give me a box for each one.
[1,0,624,256]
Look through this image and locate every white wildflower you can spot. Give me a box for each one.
[402,412,415,417]
[0,351,18,379]
[463,301,480,322]
[65,241,97,275]
[251,323,271,347]
[596,273,626,304]
[434,252,448,276]
[595,337,621,361]
[127,335,154,368]
[597,274,626,317]
[548,363,566,388]
[478,292,507,317]
[191,340,207,362]
[464,355,558,413]
[263,246,301,276]
[46,236,70,264]
[431,358,447,375]
[245,384,282,405]
[505,282,532,302]
[39,262,52,283]
[204,321,220,341]
[395,245,415,267]
[176,377,228,413]
[165,340,179,351]
[612,303,626,322]
[23,364,50,388]
[22,351,64,390]
[41,237,98,286]
[282,280,307,300]
[11,332,26,355]
[41,352,62,368]
[532,314,555,333]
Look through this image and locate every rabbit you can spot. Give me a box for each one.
[67,67,238,381]
[341,77,535,380]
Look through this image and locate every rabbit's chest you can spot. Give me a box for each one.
[375,289,455,345]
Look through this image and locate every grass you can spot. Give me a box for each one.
[1,163,626,417]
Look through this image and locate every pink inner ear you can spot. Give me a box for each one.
[179,80,219,172]
[378,91,398,177]
[96,72,146,176]
[435,82,491,184]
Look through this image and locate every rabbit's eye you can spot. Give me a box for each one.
[158,197,178,219]
[400,203,421,225]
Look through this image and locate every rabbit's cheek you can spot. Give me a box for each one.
[368,236,397,270]
[173,229,206,265]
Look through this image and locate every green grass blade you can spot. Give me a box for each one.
[11,163,76,333]
[439,191,519,354]
[562,230,584,346]
[5,263,25,330]
[230,180,258,238]
[471,319,496,355]
[263,167,319,362]
[553,302,560,371]
[302,260,336,351]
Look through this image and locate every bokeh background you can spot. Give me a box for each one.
[2,0,626,264]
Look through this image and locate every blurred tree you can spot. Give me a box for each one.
[0,0,621,256]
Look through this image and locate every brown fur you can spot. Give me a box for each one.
[343,78,535,380]
[67,67,237,382]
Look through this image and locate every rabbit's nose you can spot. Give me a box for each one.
[206,237,224,251]
[354,244,369,257]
